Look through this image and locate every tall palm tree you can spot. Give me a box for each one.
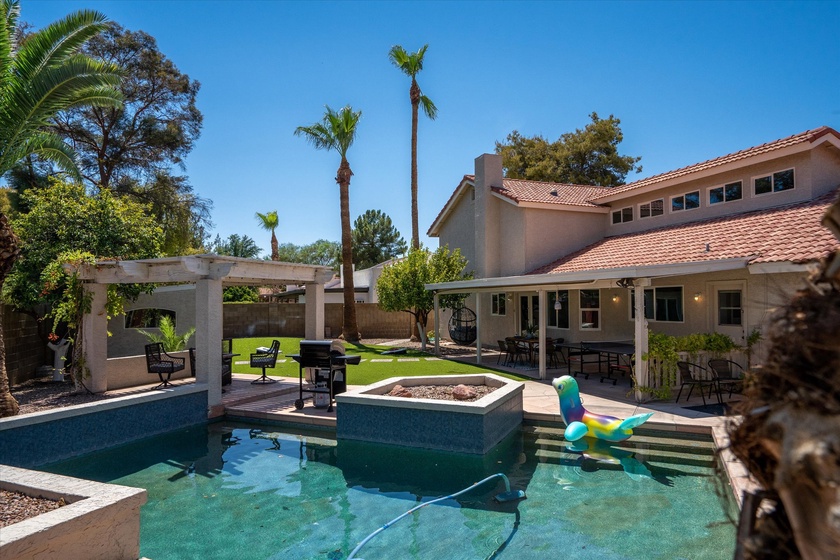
[295,106,362,342]
[389,44,437,250]
[255,211,279,261]
[0,0,121,417]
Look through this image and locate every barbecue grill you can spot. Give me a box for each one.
[290,340,360,412]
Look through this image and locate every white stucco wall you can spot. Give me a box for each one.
[108,285,196,358]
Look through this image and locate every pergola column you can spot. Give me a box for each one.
[633,278,651,403]
[196,278,223,414]
[82,283,108,393]
[305,282,325,340]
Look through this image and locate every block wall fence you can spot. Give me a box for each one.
[2,305,47,386]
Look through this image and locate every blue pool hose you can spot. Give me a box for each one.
[347,472,526,559]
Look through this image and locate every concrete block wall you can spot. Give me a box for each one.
[2,305,47,386]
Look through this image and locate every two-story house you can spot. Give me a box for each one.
[425,126,840,391]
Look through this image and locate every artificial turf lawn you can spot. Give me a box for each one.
[229,337,529,385]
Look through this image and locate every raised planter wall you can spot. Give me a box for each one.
[0,465,146,560]
[0,385,207,468]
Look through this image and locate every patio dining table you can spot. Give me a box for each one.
[556,341,634,379]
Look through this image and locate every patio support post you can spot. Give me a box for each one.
[475,293,482,364]
[304,282,325,340]
[196,278,223,415]
[433,292,440,356]
[81,282,108,393]
[633,279,651,403]
[538,290,547,379]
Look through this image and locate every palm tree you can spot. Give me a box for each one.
[295,106,362,342]
[389,44,437,250]
[255,211,280,261]
[0,0,121,417]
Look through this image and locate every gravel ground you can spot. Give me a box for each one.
[11,378,110,415]
[396,384,497,401]
[0,490,63,529]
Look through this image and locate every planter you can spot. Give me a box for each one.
[0,465,146,560]
[336,373,523,454]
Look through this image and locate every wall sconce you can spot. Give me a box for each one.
[612,295,619,303]
[694,292,702,302]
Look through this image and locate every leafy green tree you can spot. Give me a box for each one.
[352,209,407,270]
[0,0,121,417]
[276,239,341,270]
[46,22,210,255]
[222,285,259,303]
[495,113,642,186]
[255,210,279,261]
[3,180,163,328]
[295,106,362,341]
[376,245,472,347]
[212,233,261,259]
[389,44,437,249]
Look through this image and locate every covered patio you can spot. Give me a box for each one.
[67,255,334,415]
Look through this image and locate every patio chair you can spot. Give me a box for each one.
[250,340,280,384]
[504,338,528,368]
[145,342,185,390]
[676,361,719,405]
[221,338,233,386]
[707,359,745,399]
[496,340,510,366]
[601,355,634,386]
[546,340,566,369]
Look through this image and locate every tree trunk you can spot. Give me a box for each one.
[337,159,359,342]
[270,231,279,261]
[0,213,21,417]
[410,79,420,250]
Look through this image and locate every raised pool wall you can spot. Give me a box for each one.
[336,374,524,454]
[0,384,207,468]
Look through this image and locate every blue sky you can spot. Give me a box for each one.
[25,0,840,256]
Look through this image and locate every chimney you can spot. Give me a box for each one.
[474,154,503,278]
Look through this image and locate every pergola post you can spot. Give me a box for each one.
[475,293,482,365]
[433,292,440,357]
[82,283,108,393]
[196,278,223,414]
[633,278,651,403]
[305,282,325,340]
[538,289,547,380]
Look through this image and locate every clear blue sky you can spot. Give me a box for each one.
[25,0,840,257]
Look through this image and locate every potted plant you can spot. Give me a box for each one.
[139,316,195,352]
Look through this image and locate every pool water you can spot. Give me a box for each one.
[44,422,736,559]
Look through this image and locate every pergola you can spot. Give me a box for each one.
[67,255,334,414]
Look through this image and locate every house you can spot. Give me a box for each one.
[273,259,395,304]
[426,126,840,392]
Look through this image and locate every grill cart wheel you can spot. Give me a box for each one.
[294,399,304,410]
[448,306,477,345]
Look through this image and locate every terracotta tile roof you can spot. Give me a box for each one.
[491,178,611,207]
[529,190,840,275]
[593,126,840,199]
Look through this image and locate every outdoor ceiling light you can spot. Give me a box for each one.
[554,290,562,310]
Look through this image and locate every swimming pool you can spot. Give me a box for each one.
[44,422,736,559]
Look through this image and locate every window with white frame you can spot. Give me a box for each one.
[631,287,684,322]
[671,191,700,212]
[718,290,742,325]
[639,199,664,219]
[754,168,794,196]
[611,207,633,224]
[709,181,743,205]
[491,293,506,316]
[548,290,569,329]
[580,289,600,329]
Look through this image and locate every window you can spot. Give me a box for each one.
[491,293,506,316]
[671,191,700,212]
[709,181,743,205]
[718,290,742,325]
[580,289,600,329]
[631,287,684,322]
[639,199,664,219]
[125,308,176,329]
[611,206,633,224]
[548,290,569,329]
[754,168,794,196]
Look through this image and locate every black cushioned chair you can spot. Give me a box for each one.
[145,342,185,389]
[250,340,280,384]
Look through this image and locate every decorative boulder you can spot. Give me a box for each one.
[452,384,478,401]
[388,384,413,398]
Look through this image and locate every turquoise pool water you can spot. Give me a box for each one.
[44,422,736,559]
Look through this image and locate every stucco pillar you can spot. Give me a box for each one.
[82,283,108,393]
[538,290,547,380]
[474,154,503,279]
[633,279,651,403]
[433,292,440,357]
[196,278,223,414]
[475,293,482,364]
[305,282,325,340]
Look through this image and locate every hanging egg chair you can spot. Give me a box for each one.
[448,306,477,346]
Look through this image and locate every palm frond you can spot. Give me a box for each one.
[255,210,279,232]
[420,95,438,120]
[3,131,78,177]
[0,0,18,80]
[295,105,361,159]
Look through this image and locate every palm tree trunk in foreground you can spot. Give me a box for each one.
[0,214,21,417]
[337,159,359,342]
